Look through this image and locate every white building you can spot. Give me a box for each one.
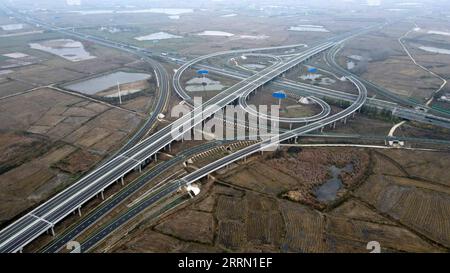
[367,0,381,6]
[186,184,201,197]
[66,0,81,6]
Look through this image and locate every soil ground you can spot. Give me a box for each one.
[0,87,143,227]
[110,147,450,253]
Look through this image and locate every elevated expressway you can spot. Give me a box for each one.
[177,76,367,187]
[171,25,376,106]
[77,75,367,252]
[166,22,450,128]
[12,25,398,249]
[40,140,229,253]
[0,40,336,253]
[1,7,438,252]
[193,63,450,129]
[172,43,320,105]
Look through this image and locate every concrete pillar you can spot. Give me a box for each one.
[78,207,82,217]
[333,122,336,129]
[321,127,324,133]
[289,123,292,130]
[121,177,124,186]
[344,118,347,124]
[139,164,142,173]
[154,153,157,162]
[51,226,55,237]
[168,143,171,152]
[100,190,104,200]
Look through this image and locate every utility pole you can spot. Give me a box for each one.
[117,81,122,105]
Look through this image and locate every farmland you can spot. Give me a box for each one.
[0,87,143,227]
[108,147,449,253]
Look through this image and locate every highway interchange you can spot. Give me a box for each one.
[0,4,449,253]
[0,21,340,253]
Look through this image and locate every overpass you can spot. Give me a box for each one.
[192,63,450,129]
[0,39,337,253]
[178,76,367,187]
[76,76,367,252]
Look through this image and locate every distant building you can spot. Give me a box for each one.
[186,184,201,197]
[298,97,312,104]
[66,0,81,6]
[438,94,450,103]
[389,140,405,147]
[367,0,381,6]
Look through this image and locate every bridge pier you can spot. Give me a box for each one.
[289,123,292,130]
[121,176,124,186]
[100,190,105,200]
[321,127,324,133]
[154,153,158,162]
[78,206,82,217]
[333,122,336,129]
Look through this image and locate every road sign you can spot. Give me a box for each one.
[197,69,209,75]
[273,91,287,106]
[272,91,287,99]
[307,67,318,73]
